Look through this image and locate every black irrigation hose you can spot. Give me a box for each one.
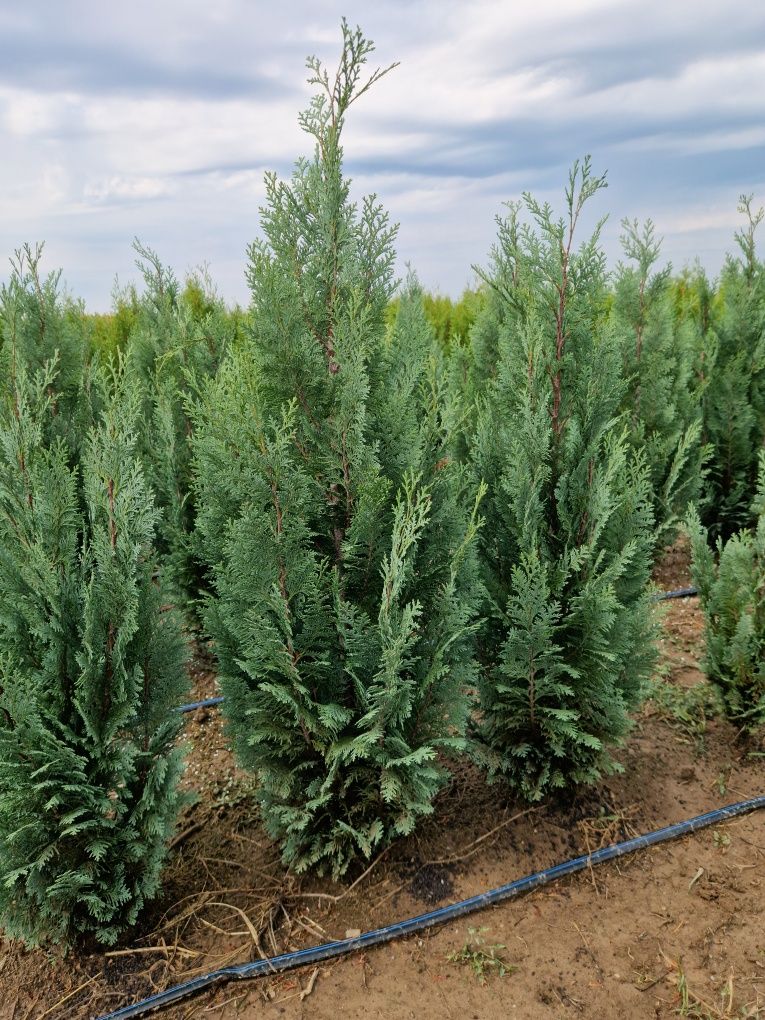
[654,586,698,601]
[177,695,224,714]
[175,587,700,717]
[99,794,765,1020]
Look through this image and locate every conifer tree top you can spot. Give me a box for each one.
[299,20,399,156]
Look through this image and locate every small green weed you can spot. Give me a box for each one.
[716,767,731,797]
[712,830,731,851]
[447,927,513,984]
[674,958,755,1018]
[212,775,260,814]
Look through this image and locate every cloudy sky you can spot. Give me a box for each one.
[1,0,764,309]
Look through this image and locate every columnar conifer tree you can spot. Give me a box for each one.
[611,219,705,547]
[469,202,527,388]
[445,204,528,463]
[0,356,188,945]
[0,242,93,457]
[193,23,483,877]
[124,243,232,613]
[701,195,765,539]
[688,456,765,730]
[386,287,486,359]
[471,160,657,800]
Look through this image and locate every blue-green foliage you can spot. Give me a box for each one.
[688,456,765,730]
[0,362,188,945]
[446,202,527,460]
[471,160,657,800]
[0,242,95,459]
[611,219,705,548]
[700,196,765,539]
[193,23,484,877]
[123,245,233,615]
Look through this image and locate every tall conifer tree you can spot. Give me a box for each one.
[193,24,483,877]
[0,360,188,945]
[688,455,765,730]
[701,195,765,539]
[124,243,232,614]
[472,160,657,800]
[0,242,93,457]
[611,219,705,547]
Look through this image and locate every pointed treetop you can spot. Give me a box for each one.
[299,20,399,154]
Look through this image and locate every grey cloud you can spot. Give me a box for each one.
[344,106,765,185]
[0,32,294,100]
[535,43,754,96]
[0,0,398,100]
[458,2,765,95]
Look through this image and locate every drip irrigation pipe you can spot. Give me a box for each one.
[177,695,224,714]
[99,794,765,1020]
[176,586,699,716]
[654,586,698,601]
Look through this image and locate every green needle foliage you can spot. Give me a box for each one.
[0,242,94,458]
[611,218,705,548]
[701,195,765,539]
[688,456,765,731]
[193,23,483,877]
[447,203,528,459]
[0,362,188,946]
[124,243,232,615]
[386,287,486,359]
[471,159,657,800]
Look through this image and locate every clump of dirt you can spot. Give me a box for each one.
[399,858,456,906]
[652,532,694,591]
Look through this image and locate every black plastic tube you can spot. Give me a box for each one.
[175,587,700,717]
[98,794,765,1020]
[653,586,698,601]
[177,695,224,714]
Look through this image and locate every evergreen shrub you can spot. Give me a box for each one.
[471,160,658,800]
[611,218,705,547]
[688,456,765,731]
[0,364,188,945]
[124,243,232,614]
[0,248,188,945]
[193,23,484,877]
[701,196,765,539]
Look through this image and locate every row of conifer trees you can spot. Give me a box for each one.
[0,22,763,947]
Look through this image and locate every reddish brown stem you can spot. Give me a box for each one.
[108,478,117,550]
[550,224,574,437]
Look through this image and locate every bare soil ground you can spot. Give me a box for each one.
[2,542,764,1020]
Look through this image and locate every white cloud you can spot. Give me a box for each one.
[1,88,71,136]
[83,175,176,202]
